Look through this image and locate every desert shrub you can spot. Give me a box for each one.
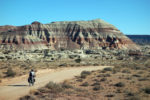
[132,74,141,77]
[138,77,148,81]
[97,74,111,77]
[81,74,87,78]
[46,81,63,93]
[103,67,113,71]
[75,58,82,63]
[125,77,132,80]
[144,60,150,68]
[76,78,83,82]
[51,58,54,60]
[114,82,125,87]
[43,49,49,57]
[125,91,135,96]
[128,96,141,100]
[81,71,91,75]
[100,77,107,81]
[130,64,141,70]
[81,82,89,87]
[59,63,67,67]
[112,67,121,74]
[80,71,91,78]
[29,89,38,95]
[3,50,11,54]
[93,79,100,82]
[38,87,48,93]
[116,89,122,93]
[33,91,40,95]
[93,63,99,66]
[93,85,103,91]
[91,82,100,86]
[0,72,2,78]
[75,88,86,92]
[20,95,37,100]
[60,48,65,51]
[0,56,5,59]
[122,69,131,73]
[105,73,111,77]
[143,87,150,94]
[105,94,114,97]
[137,71,144,74]
[6,67,16,77]
[61,82,73,89]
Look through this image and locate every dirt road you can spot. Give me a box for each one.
[0,66,111,100]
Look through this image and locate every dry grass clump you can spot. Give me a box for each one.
[6,67,16,77]
[61,81,73,89]
[46,81,64,93]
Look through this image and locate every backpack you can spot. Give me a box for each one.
[29,71,35,77]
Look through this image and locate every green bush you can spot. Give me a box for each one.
[6,68,16,77]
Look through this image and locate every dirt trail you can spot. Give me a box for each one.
[0,66,111,100]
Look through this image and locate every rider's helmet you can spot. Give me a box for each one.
[31,69,34,72]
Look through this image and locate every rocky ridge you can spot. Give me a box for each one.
[0,19,139,50]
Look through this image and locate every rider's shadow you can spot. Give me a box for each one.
[7,84,28,87]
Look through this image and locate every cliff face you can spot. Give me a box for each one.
[0,19,139,50]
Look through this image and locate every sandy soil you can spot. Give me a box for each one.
[0,66,111,100]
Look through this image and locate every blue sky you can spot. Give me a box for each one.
[0,0,150,35]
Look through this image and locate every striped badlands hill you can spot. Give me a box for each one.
[0,19,139,50]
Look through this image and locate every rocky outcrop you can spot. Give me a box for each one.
[0,19,139,50]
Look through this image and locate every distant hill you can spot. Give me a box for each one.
[0,19,139,50]
[127,35,150,45]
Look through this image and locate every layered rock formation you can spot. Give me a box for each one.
[0,19,139,50]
